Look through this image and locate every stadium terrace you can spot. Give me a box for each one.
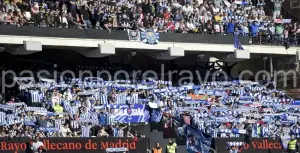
[1,0,300,153]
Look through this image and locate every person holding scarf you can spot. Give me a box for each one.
[31,136,46,153]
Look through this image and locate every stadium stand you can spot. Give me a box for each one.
[0,0,299,45]
[0,75,298,138]
[0,0,300,153]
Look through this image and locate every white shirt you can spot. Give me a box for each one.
[59,17,68,25]
[212,7,220,14]
[182,5,193,15]
[214,24,221,32]
[186,22,195,30]
[172,2,182,9]
[60,127,72,137]
[31,141,44,153]
[195,0,203,5]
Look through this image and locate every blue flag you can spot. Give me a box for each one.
[234,35,244,50]
[140,29,159,45]
[151,109,163,122]
[186,126,212,153]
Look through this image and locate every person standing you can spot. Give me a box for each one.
[272,0,284,19]
[166,138,177,153]
[152,142,162,153]
[31,136,46,153]
[288,135,298,153]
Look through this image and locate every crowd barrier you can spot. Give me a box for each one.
[0,26,250,45]
[251,35,300,46]
[0,137,148,153]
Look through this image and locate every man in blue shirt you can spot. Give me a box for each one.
[227,19,235,35]
[99,112,107,126]
[250,21,260,36]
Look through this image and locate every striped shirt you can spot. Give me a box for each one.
[116,93,127,104]
[0,112,6,124]
[70,120,80,131]
[197,121,205,132]
[113,128,118,137]
[100,94,108,105]
[55,119,63,129]
[71,106,78,115]
[63,103,72,114]
[81,125,91,137]
[108,113,115,126]
[211,128,218,138]
[93,92,100,100]
[80,112,90,119]
[64,103,78,116]
[118,129,124,137]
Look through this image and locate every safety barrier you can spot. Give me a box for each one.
[251,35,300,46]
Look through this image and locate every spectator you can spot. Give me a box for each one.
[59,123,72,137]
[80,4,91,29]
[227,19,235,34]
[53,102,64,114]
[272,0,284,20]
[36,115,48,128]
[250,21,259,36]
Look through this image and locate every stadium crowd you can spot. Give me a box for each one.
[0,75,299,139]
[0,0,299,44]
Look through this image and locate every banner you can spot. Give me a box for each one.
[188,94,208,100]
[213,138,287,153]
[234,35,244,50]
[140,29,159,45]
[151,109,163,122]
[0,137,148,153]
[111,104,149,123]
[274,19,292,24]
[234,0,248,5]
[127,29,140,41]
[186,126,212,153]
[173,118,186,141]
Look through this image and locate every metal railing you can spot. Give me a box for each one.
[251,35,300,46]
